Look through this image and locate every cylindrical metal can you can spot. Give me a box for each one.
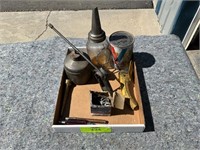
[109,31,134,70]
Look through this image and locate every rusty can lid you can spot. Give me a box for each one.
[109,31,134,48]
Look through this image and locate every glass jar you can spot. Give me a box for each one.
[86,38,113,70]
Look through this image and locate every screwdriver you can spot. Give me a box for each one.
[59,117,108,125]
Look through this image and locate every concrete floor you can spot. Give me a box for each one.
[0,9,161,44]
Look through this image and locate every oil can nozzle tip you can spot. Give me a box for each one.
[89,7,106,42]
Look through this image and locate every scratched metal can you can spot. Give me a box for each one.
[109,31,134,70]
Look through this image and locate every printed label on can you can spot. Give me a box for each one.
[109,31,134,70]
[110,46,118,60]
[117,48,127,62]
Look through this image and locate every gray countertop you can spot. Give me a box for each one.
[0,35,199,150]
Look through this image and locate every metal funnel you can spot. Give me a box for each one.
[88,7,106,42]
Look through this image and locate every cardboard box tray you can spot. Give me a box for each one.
[52,51,145,133]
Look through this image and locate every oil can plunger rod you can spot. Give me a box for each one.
[48,23,99,71]
[48,23,113,96]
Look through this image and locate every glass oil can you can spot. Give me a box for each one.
[86,7,113,70]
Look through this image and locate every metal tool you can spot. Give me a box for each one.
[60,79,72,120]
[119,61,138,110]
[66,117,108,124]
[58,117,108,125]
[48,23,113,96]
